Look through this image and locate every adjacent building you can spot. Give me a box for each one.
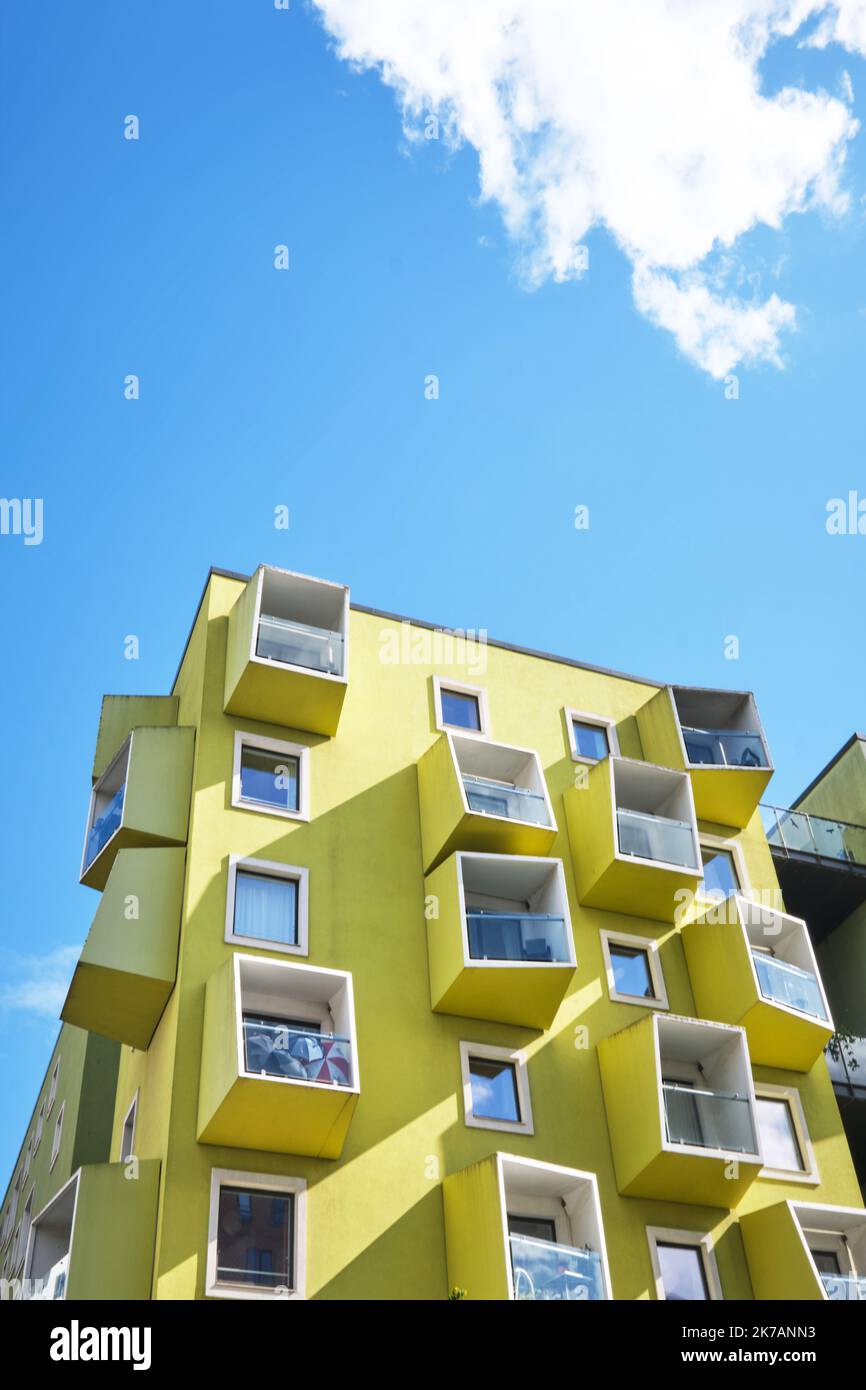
[2,564,864,1301]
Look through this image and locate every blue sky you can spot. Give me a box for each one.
[1,1,865,1183]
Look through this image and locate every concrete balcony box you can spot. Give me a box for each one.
[741,1201,866,1301]
[637,685,773,829]
[24,1161,160,1301]
[62,847,185,1050]
[197,954,360,1160]
[563,756,701,923]
[443,1153,612,1301]
[79,726,195,891]
[598,1012,763,1207]
[223,565,349,736]
[424,851,576,1029]
[91,694,179,782]
[417,731,557,873]
[682,896,833,1072]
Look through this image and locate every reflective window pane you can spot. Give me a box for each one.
[468,1056,521,1122]
[573,721,609,761]
[700,846,739,898]
[657,1242,710,1300]
[216,1186,293,1290]
[610,943,654,998]
[441,689,481,731]
[756,1097,804,1171]
[240,746,299,813]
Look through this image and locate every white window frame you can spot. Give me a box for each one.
[564,708,620,764]
[459,1041,534,1136]
[49,1102,65,1172]
[206,1167,306,1301]
[231,730,310,822]
[33,1102,45,1153]
[754,1083,819,1185]
[120,1089,139,1163]
[432,675,490,740]
[15,1187,34,1274]
[601,929,669,1009]
[225,855,310,958]
[647,1225,723,1301]
[697,832,751,905]
[21,1136,31,1183]
[46,1058,60,1117]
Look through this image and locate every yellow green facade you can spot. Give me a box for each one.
[4,564,864,1301]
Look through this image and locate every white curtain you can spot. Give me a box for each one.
[234,872,297,945]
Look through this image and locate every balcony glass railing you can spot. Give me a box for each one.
[751,952,828,1020]
[663,1083,757,1154]
[509,1234,605,1301]
[466,911,570,963]
[256,614,344,676]
[242,1019,353,1087]
[682,726,768,769]
[760,805,866,867]
[617,807,698,869]
[84,784,125,869]
[821,1273,866,1301]
[462,774,550,826]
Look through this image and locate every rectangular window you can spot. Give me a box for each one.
[508,1214,557,1244]
[572,720,609,761]
[656,1241,710,1300]
[234,870,298,947]
[34,1103,45,1152]
[699,845,740,898]
[120,1093,138,1163]
[609,943,654,999]
[50,1103,64,1171]
[232,732,309,821]
[441,689,481,731]
[47,1059,60,1116]
[601,930,668,1008]
[468,1056,520,1123]
[756,1096,803,1172]
[216,1185,294,1291]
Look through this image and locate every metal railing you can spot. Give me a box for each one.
[256,614,344,676]
[242,1019,353,1087]
[760,805,866,867]
[466,911,570,963]
[663,1082,757,1154]
[509,1234,604,1301]
[682,726,769,768]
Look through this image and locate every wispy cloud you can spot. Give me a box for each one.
[0,946,81,1018]
[313,1,866,376]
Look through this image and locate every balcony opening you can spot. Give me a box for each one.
[613,761,699,871]
[255,569,346,678]
[237,956,355,1090]
[673,688,770,770]
[453,735,554,829]
[25,1173,76,1300]
[658,1016,759,1158]
[502,1157,609,1302]
[740,900,830,1022]
[459,854,572,965]
[82,739,129,872]
[795,1205,866,1301]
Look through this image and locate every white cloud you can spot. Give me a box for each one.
[0,946,81,1018]
[312,0,862,376]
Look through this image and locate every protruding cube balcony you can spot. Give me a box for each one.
[683,896,833,1071]
[598,1013,763,1207]
[79,726,195,891]
[443,1153,612,1301]
[223,565,349,736]
[197,954,359,1160]
[23,1161,160,1300]
[424,851,576,1028]
[62,847,185,1050]
[417,732,557,872]
[563,756,701,922]
[637,685,772,829]
[741,1201,866,1301]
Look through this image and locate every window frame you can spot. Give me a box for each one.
[46,1058,60,1118]
[432,676,490,740]
[231,730,310,822]
[697,832,751,906]
[33,1101,45,1154]
[458,1040,534,1135]
[646,1225,723,1301]
[601,929,669,1009]
[206,1167,306,1301]
[120,1089,139,1164]
[225,855,310,958]
[49,1102,65,1173]
[563,708,620,764]
[754,1083,819,1185]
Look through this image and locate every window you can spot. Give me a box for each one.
[231,732,309,821]
[433,677,490,738]
[459,1041,533,1134]
[15,1189,34,1272]
[647,1226,722,1300]
[34,1103,45,1153]
[206,1168,306,1300]
[50,1103,65,1172]
[46,1058,60,1117]
[564,709,619,763]
[755,1084,818,1183]
[698,835,748,902]
[508,1214,558,1243]
[22,1137,31,1183]
[120,1092,138,1163]
[225,857,309,957]
[601,930,668,1008]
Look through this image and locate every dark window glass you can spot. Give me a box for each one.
[508,1214,557,1243]
[441,689,481,731]
[240,745,299,813]
[572,721,609,760]
[811,1249,841,1276]
[468,1056,521,1122]
[216,1186,293,1290]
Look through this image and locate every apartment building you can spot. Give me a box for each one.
[2,563,864,1301]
